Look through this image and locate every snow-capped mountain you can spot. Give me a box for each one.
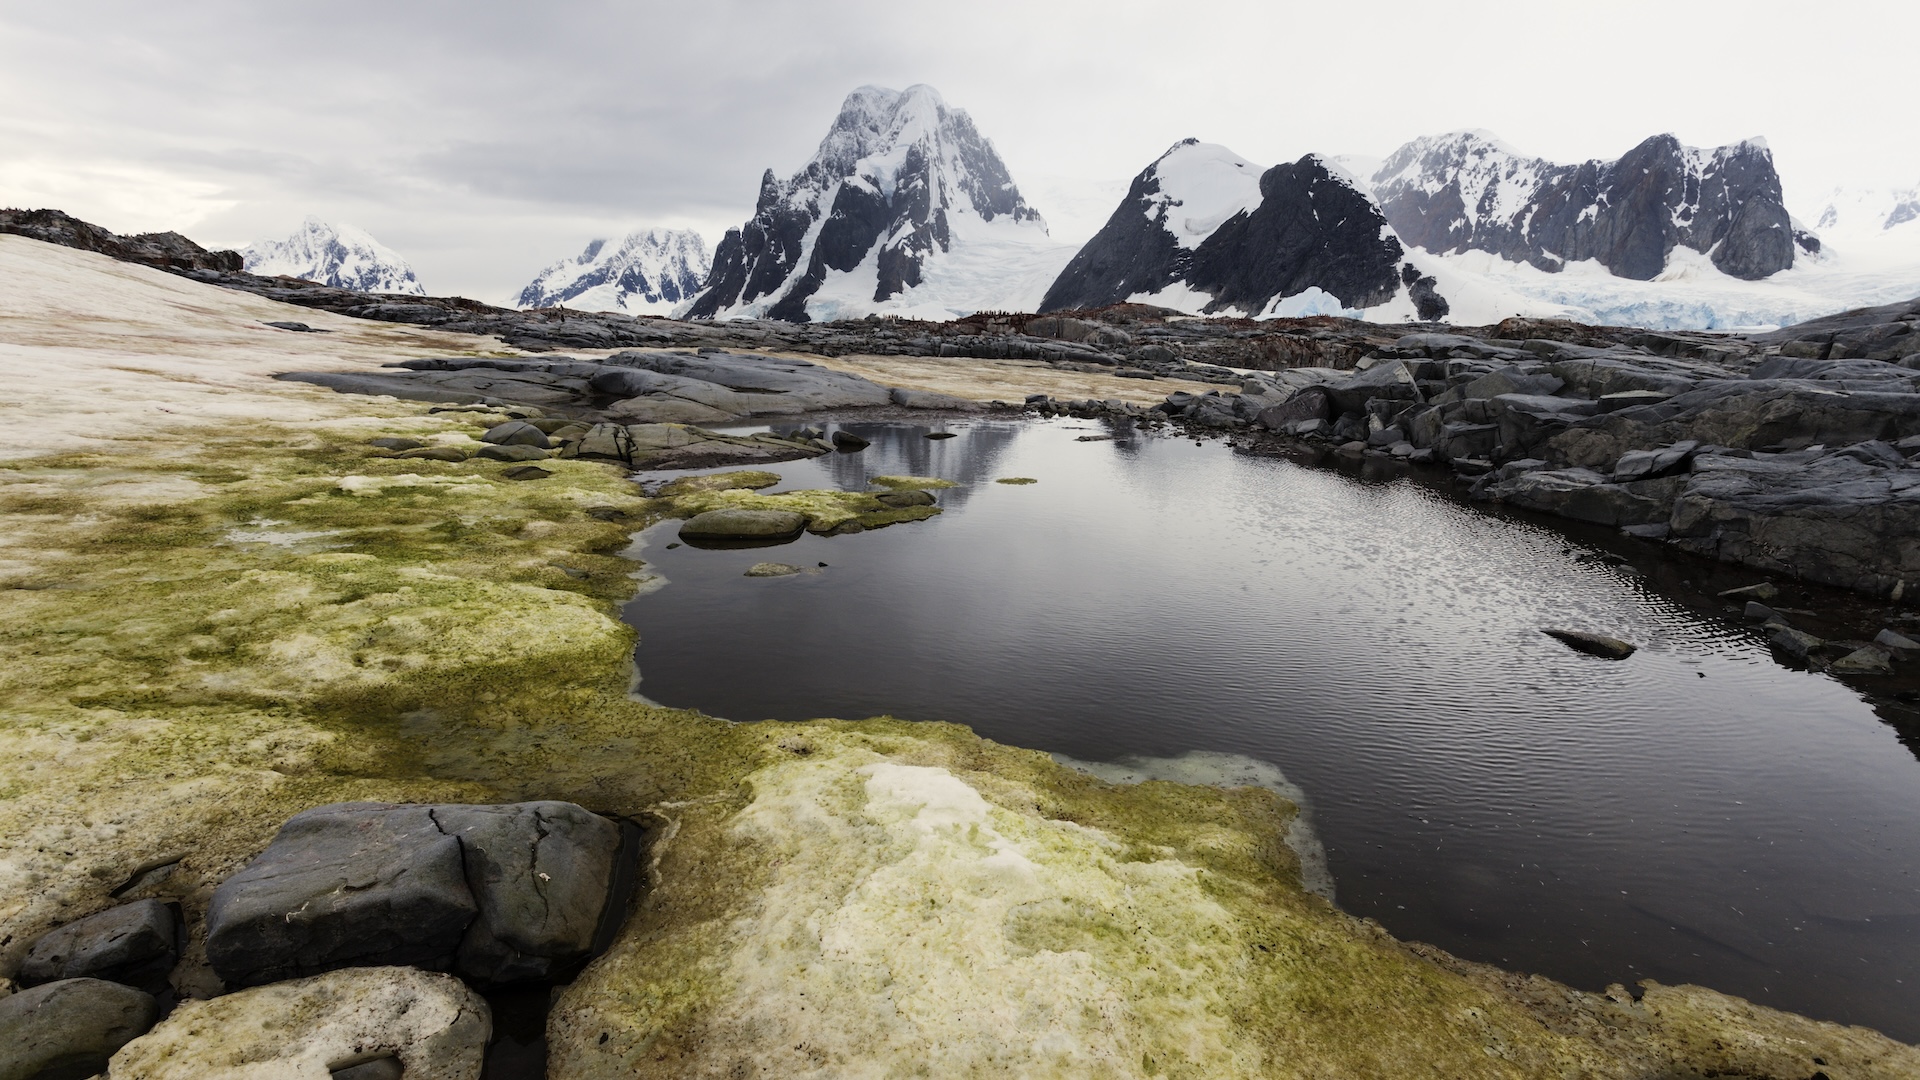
[241,216,424,294]
[513,229,710,315]
[1806,184,1920,254]
[1368,131,1810,281]
[1041,140,1450,321]
[685,84,1073,322]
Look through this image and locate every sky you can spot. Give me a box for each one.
[3,0,1916,301]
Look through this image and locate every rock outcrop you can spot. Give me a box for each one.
[205,801,621,987]
[1153,297,1920,598]
[0,977,158,1080]
[0,207,242,272]
[109,967,488,1080]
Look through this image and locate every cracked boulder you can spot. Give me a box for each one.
[109,966,488,1080]
[205,801,621,988]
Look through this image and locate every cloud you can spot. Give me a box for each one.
[3,0,1917,298]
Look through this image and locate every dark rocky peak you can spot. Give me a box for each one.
[1371,131,1799,281]
[687,84,1045,322]
[1043,146,1418,318]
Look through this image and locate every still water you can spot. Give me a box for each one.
[622,417,1920,1040]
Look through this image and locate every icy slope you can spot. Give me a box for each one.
[241,216,424,295]
[513,229,710,315]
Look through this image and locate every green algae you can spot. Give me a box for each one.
[4,402,1917,1078]
[996,477,1039,485]
[870,475,959,490]
[656,470,781,496]
[644,485,941,534]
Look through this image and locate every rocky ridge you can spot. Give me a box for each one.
[1369,131,1813,281]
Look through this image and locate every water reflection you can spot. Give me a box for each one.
[624,418,1920,1041]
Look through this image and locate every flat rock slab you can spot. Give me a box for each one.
[206,801,620,987]
[21,899,178,993]
[0,977,157,1080]
[109,966,488,1080]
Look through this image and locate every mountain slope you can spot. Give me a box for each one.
[685,84,1065,322]
[1369,132,1810,281]
[513,229,710,315]
[242,216,425,295]
[1041,141,1446,320]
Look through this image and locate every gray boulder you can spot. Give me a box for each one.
[474,444,550,462]
[434,802,622,983]
[20,900,177,993]
[678,508,809,544]
[481,421,551,448]
[1256,387,1332,431]
[0,978,157,1080]
[205,801,622,988]
[1612,440,1699,482]
[206,804,477,987]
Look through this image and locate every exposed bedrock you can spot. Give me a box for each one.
[204,800,622,987]
[109,967,489,1080]
[1148,297,1920,598]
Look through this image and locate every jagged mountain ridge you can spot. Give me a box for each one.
[1367,131,1810,281]
[1040,140,1448,321]
[513,229,710,315]
[242,216,425,295]
[686,84,1056,322]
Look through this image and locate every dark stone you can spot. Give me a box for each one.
[370,437,427,451]
[831,431,870,451]
[1542,629,1637,659]
[501,465,552,481]
[205,804,479,987]
[481,421,551,448]
[1255,386,1332,430]
[0,978,158,1080]
[204,801,623,989]
[435,802,622,984]
[20,900,178,994]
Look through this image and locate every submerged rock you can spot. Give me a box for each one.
[0,978,157,1080]
[1542,629,1637,659]
[1830,647,1893,675]
[110,967,488,1080]
[744,563,805,578]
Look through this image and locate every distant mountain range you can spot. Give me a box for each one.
[512,229,710,315]
[32,83,1916,331]
[242,217,424,295]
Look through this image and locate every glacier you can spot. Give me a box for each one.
[513,228,710,316]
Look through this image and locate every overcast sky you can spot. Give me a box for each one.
[4,0,1915,300]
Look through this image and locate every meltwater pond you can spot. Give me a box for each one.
[623,417,1920,1040]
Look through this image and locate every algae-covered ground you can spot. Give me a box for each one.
[3,238,1917,1078]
